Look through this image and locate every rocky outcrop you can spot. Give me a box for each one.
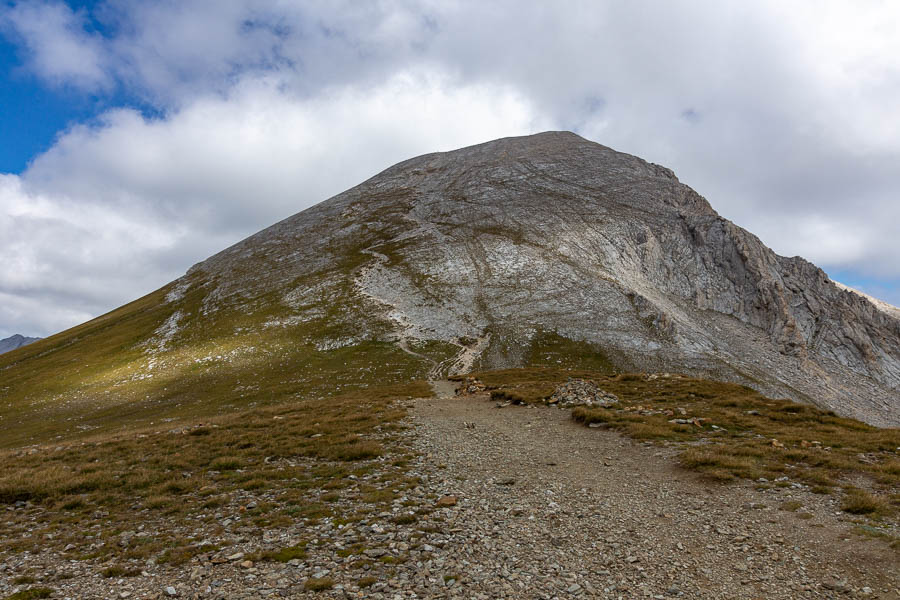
[186,132,900,425]
[548,379,619,408]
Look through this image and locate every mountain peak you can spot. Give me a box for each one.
[4,134,899,427]
[0,334,40,355]
[180,134,899,425]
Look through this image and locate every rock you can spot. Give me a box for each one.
[459,377,487,395]
[822,577,850,593]
[548,379,619,408]
[183,130,896,425]
[164,586,177,597]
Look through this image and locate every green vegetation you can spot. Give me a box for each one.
[256,543,307,563]
[3,589,53,600]
[841,489,889,516]
[100,565,140,578]
[303,577,334,591]
[0,210,458,448]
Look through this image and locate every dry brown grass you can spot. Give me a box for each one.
[841,489,890,516]
[3,590,53,600]
[0,382,428,564]
[472,367,900,521]
[304,577,334,591]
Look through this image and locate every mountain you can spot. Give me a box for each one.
[0,334,40,355]
[1,132,898,446]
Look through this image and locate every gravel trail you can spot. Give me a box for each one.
[411,389,899,599]
[3,389,897,599]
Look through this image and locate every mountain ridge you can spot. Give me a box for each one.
[0,334,40,355]
[183,131,900,425]
[1,131,897,444]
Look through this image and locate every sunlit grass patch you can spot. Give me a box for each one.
[255,543,307,563]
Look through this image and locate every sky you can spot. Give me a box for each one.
[1,1,899,339]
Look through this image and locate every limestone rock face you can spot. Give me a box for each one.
[188,132,900,426]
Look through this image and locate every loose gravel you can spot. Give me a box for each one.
[2,389,897,599]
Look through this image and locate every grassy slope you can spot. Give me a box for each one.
[0,213,460,590]
[0,269,456,448]
[0,381,429,572]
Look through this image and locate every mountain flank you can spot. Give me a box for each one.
[0,132,898,597]
[187,131,900,425]
[0,131,898,446]
[0,334,40,355]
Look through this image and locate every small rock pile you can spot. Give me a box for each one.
[548,378,619,408]
[458,377,486,395]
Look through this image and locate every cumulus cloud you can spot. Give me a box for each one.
[0,0,110,90]
[0,72,548,336]
[1,0,899,336]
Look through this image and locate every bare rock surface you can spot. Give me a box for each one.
[186,132,900,425]
[0,334,40,355]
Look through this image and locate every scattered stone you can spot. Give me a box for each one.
[549,378,619,408]
[822,577,850,593]
[459,377,486,395]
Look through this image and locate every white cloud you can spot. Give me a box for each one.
[1,72,548,336]
[1,0,900,336]
[1,1,110,90]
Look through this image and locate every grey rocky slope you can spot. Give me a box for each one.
[0,334,40,355]
[185,131,900,426]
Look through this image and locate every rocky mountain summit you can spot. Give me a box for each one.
[1,133,898,599]
[0,334,40,355]
[184,132,899,426]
